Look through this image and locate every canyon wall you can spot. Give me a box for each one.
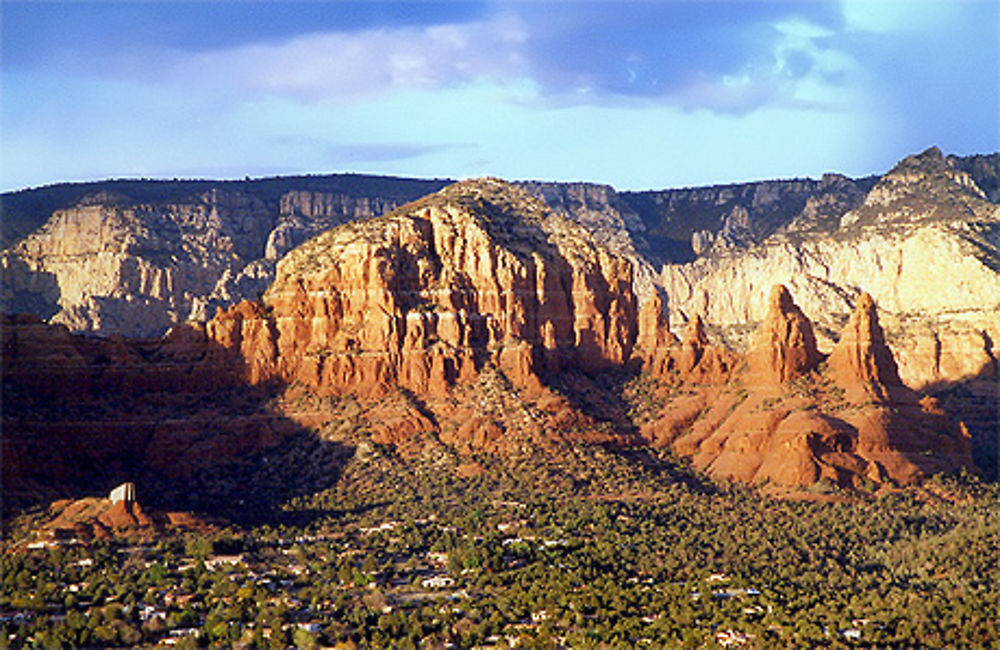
[2,149,997,498]
[1,176,449,337]
[1,179,982,515]
[206,178,639,396]
[658,148,1000,390]
[5,150,995,392]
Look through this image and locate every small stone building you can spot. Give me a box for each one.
[109,482,136,504]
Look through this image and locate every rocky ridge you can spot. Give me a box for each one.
[2,150,997,511]
[5,150,996,391]
[2,181,977,518]
[641,285,973,488]
[658,148,1000,390]
[2,176,450,336]
[207,178,639,396]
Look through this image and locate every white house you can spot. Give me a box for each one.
[109,482,136,504]
[421,575,455,589]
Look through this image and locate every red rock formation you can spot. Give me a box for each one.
[1,180,643,516]
[2,180,980,514]
[747,284,821,383]
[29,497,217,542]
[636,291,677,352]
[641,285,974,489]
[205,179,639,397]
[98,499,154,530]
[680,315,709,373]
[827,291,901,398]
[1,311,305,515]
[639,312,736,386]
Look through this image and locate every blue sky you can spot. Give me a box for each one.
[1,1,997,191]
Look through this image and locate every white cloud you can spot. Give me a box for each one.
[841,0,961,34]
[170,12,529,103]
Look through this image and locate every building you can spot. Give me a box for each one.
[421,575,455,589]
[109,482,136,504]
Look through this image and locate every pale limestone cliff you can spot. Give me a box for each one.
[2,192,267,336]
[658,148,1000,389]
[2,180,445,336]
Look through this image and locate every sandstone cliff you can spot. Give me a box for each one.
[1,176,448,336]
[3,152,997,509]
[1,179,645,515]
[208,178,639,396]
[3,184,982,518]
[4,152,996,391]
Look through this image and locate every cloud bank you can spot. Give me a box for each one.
[1,1,996,191]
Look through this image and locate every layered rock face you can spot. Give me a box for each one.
[623,173,876,262]
[3,179,981,514]
[2,189,275,336]
[642,286,973,488]
[1,177,448,337]
[207,179,639,396]
[516,181,658,299]
[659,148,1000,390]
[1,182,646,515]
[4,150,996,395]
[4,150,997,506]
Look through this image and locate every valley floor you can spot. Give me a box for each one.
[3,447,998,649]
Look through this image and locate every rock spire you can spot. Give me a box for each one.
[748,285,821,383]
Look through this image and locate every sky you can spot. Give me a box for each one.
[1,1,997,192]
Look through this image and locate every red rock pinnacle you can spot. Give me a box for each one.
[828,291,901,389]
[637,291,677,352]
[748,285,820,383]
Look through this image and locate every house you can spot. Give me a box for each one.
[0,612,32,625]
[138,605,165,622]
[205,554,245,570]
[296,622,323,634]
[715,629,750,647]
[427,552,449,566]
[421,575,455,589]
[109,482,136,504]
